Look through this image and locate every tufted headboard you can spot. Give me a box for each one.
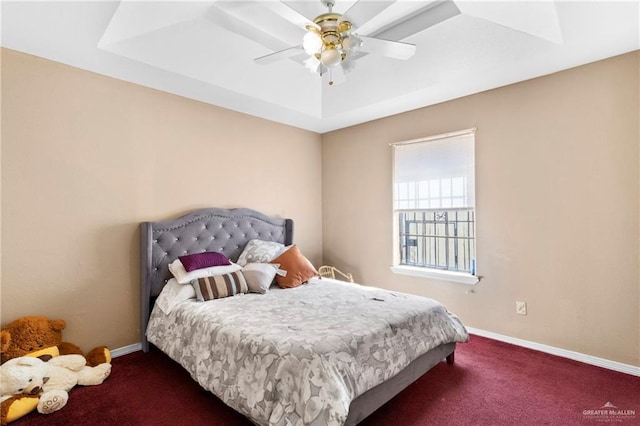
[140,207,293,351]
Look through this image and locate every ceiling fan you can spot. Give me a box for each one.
[253,0,417,85]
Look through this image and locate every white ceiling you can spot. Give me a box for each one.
[2,1,638,133]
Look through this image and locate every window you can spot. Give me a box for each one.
[391,129,478,283]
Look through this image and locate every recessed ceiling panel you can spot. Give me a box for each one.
[99,3,323,117]
[2,1,638,133]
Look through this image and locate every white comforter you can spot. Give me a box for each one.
[147,277,468,426]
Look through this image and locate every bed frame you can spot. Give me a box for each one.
[140,207,455,425]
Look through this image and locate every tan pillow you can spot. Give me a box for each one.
[270,245,317,288]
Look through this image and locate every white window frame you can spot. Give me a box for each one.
[390,128,479,285]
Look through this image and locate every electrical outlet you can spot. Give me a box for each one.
[516,301,527,315]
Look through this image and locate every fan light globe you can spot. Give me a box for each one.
[342,35,362,51]
[320,48,341,67]
[303,32,322,55]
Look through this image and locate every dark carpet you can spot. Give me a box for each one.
[12,335,639,425]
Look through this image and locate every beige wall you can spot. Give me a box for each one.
[1,48,322,350]
[322,51,639,366]
[3,46,638,367]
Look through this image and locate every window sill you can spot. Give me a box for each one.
[390,265,480,285]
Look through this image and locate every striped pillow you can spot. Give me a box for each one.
[191,271,248,301]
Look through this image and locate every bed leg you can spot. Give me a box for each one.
[446,352,455,364]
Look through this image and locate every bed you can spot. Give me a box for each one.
[140,207,468,425]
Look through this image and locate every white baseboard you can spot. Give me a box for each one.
[110,342,142,358]
[466,327,640,377]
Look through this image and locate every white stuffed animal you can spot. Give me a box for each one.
[0,355,111,415]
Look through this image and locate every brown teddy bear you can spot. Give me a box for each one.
[0,316,111,367]
[0,316,112,425]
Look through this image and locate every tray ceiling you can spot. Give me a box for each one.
[2,1,638,133]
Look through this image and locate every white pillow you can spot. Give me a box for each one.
[236,239,287,267]
[242,263,283,294]
[155,278,196,314]
[168,259,242,284]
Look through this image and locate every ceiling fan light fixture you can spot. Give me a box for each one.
[341,34,362,51]
[338,19,352,34]
[253,0,418,87]
[303,31,323,55]
[323,32,340,44]
[320,47,342,67]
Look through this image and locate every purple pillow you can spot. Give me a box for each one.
[179,252,231,272]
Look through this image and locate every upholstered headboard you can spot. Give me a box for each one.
[140,208,293,351]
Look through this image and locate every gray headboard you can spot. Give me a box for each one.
[140,208,293,351]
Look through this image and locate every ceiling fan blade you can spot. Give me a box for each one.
[263,1,319,30]
[254,45,303,65]
[359,36,416,60]
[205,5,289,52]
[342,1,395,28]
[372,1,461,41]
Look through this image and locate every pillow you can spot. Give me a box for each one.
[236,239,286,267]
[155,278,196,314]
[191,271,248,301]
[270,245,318,289]
[179,251,231,272]
[242,263,282,294]
[169,259,241,284]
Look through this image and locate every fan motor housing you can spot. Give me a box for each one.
[312,13,352,47]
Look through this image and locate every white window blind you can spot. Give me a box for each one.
[391,129,477,277]
[393,130,475,210]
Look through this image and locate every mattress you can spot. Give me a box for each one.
[147,277,469,425]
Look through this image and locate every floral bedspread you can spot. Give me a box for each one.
[147,277,468,426]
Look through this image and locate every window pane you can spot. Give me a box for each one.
[452,177,464,197]
[429,180,440,198]
[397,208,476,273]
[398,182,408,199]
[441,178,451,197]
[393,130,476,273]
[407,182,416,205]
[418,181,429,201]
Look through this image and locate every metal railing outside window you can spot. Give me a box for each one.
[398,208,475,273]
